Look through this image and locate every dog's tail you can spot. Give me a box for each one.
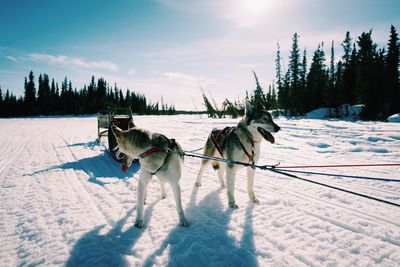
[111,125,123,138]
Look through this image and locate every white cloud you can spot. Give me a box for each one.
[163,72,199,84]
[25,53,118,72]
[6,56,18,62]
[128,69,137,75]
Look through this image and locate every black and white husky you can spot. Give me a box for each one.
[195,102,280,209]
[112,125,189,228]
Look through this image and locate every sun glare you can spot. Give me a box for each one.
[240,0,269,15]
[226,0,271,27]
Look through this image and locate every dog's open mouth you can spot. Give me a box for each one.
[257,127,275,144]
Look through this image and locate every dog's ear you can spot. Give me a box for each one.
[245,101,253,116]
[111,125,123,138]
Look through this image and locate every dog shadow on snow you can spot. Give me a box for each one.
[142,187,259,267]
[66,201,158,267]
[65,187,258,266]
[27,146,140,186]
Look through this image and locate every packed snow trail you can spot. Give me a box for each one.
[0,115,399,266]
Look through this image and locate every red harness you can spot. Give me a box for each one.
[139,146,169,158]
[210,127,255,164]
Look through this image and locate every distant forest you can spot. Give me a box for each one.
[203,25,400,120]
[0,73,176,117]
[1,26,399,120]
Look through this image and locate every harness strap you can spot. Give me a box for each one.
[210,127,256,165]
[210,134,224,157]
[140,139,177,175]
[234,133,255,165]
[139,146,169,158]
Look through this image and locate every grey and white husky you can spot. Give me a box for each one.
[195,101,280,209]
[111,125,189,227]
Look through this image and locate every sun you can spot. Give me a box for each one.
[239,0,270,16]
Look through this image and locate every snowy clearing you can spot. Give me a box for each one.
[0,115,400,266]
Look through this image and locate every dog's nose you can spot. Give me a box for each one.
[275,125,281,132]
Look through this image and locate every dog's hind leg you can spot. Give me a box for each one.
[135,169,152,228]
[247,167,259,203]
[170,181,190,226]
[195,159,210,187]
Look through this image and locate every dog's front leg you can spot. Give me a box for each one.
[170,182,190,226]
[226,166,238,209]
[247,167,259,203]
[135,170,152,228]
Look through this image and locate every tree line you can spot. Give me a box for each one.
[203,25,399,120]
[0,72,176,117]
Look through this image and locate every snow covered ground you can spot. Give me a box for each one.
[0,115,399,266]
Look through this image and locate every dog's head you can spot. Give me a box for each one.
[111,125,134,172]
[244,101,280,143]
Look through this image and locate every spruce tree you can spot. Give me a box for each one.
[386,25,400,113]
[306,43,328,112]
[341,33,357,105]
[252,71,266,107]
[275,42,283,90]
[342,31,352,65]
[24,71,36,114]
[326,41,338,109]
[356,31,378,118]
[298,48,307,114]
[0,86,2,116]
[288,33,301,114]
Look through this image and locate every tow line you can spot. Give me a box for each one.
[182,151,400,208]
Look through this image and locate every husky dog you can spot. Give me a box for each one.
[111,125,189,228]
[195,102,280,209]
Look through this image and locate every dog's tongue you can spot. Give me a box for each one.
[257,127,275,144]
[122,164,128,173]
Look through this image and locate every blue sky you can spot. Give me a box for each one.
[1,0,399,110]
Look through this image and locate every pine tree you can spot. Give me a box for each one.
[306,43,328,112]
[24,71,36,114]
[37,74,44,112]
[342,31,352,65]
[341,32,357,105]
[386,25,400,113]
[275,42,283,90]
[288,33,301,114]
[0,86,3,116]
[326,41,338,109]
[298,48,307,114]
[252,71,266,107]
[356,31,378,118]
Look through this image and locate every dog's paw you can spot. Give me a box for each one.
[229,202,239,209]
[179,218,190,227]
[253,198,260,204]
[161,194,166,200]
[195,182,202,187]
[134,219,144,228]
